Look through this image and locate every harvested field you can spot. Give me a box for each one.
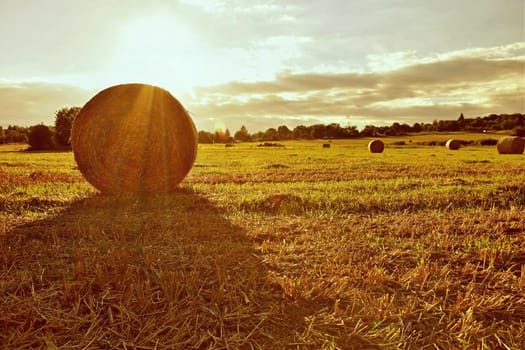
[1,137,524,349]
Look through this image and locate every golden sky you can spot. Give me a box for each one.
[0,0,523,131]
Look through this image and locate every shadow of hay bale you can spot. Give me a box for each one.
[0,190,296,348]
[1,191,403,349]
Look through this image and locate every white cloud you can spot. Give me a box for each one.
[1,1,523,131]
[366,42,525,73]
[0,82,92,126]
[185,42,525,131]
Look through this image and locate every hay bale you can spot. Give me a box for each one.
[71,83,197,194]
[368,139,384,153]
[446,139,461,150]
[322,143,331,148]
[497,136,525,154]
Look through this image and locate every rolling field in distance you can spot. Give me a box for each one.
[1,133,524,349]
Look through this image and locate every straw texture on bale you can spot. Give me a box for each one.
[496,136,525,154]
[446,139,461,150]
[368,139,384,153]
[71,83,197,194]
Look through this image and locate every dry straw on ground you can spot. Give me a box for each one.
[497,136,525,154]
[368,139,384,153]
[71,83,197,194]
[446,139,461,150]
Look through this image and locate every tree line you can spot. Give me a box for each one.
[0,107,80,150]
[1,111,524,149]
[200,113,525,143]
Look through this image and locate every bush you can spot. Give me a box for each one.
[478,139,498,146]
[511,127,525,137]
[257,142,284,147]
[391,141,406,146]
[28,124,54,150]
[416,140,446,146]
[459,140,474,146]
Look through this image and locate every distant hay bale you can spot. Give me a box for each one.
[496,136,525,154]
[71,83,197,194]
[368,139,384,153]
[322,143,331,148]
[446,139,461,150]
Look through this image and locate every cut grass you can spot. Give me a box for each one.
[1,137,524,349]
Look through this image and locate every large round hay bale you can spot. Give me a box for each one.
[71,83,197,194]
[446,139,461,150]
[497,136,525,154]
[368,139,384,153]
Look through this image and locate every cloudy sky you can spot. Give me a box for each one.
[0,0,523,132]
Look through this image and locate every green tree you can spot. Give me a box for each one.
[251,131,264,141]
[360,125,378,137]
[28,124,54,150]
[292,125,310,139]
[277,125,293,140]
[54,107,80,149]
[310,124,326,139]
[5,125,28,143]
[261,128,278,141]
[234,125,251,142]
[198,130,215,144]
[343,125,359,138]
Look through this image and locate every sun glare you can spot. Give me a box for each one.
[108,14,208,94]
[214,120,227,133]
